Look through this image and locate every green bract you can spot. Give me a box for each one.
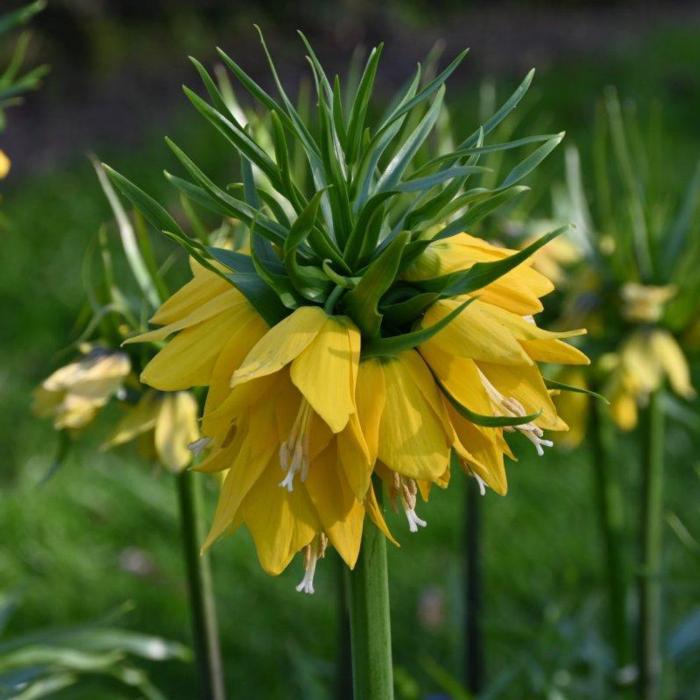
[105,30,565,356]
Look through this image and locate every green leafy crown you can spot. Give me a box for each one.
[105,29,566,358]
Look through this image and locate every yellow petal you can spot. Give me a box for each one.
[150,264,232,326]
[377,352,452,480]
[419,346,492,415]
[141,304,254,390]
[126,289,245,344]
[204,313,269,416]
[202,403,279,550]
[610,390,638,431]
[232,306,327,387]
[101,392,159,449]
[155,392,200,472]
[422,299,534,366]
[521,338,589,365]
[364,479,399,547]
[448,404,508,495]
[650,330,695,399]
[477,361,566,431]
[0,150,11,179]
[304,443,365,568]
[338,413,373,501]
[290,316,359,432]
[239,458,321,575]
[552,369,589,448]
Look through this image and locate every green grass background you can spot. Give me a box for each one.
[2,22,700,700]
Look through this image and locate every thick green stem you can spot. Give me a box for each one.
[346,519,394,700]
[336,557,353,700]
[590,398,630,671]
[638,390,665,700]
[464,478,484,695]
[175,471,226,700]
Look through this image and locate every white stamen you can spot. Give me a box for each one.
[474,474,487,496]
[278,400,313,492]
[398,477,427,533]
[478,370,554,457]
[405,508,428,533]
[295,535,327,595]
[295,554,318,594]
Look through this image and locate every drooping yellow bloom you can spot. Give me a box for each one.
[604,329,694,431]
[33,349,131,430]
[132,235,587,590]
[101,390,200,472]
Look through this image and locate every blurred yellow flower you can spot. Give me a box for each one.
[33,349,130,430]
[604,329,694,430]
[621,283,676,324]
[527,233,581,286]
[130,235,587,590]
[0,150,10,179]
[101,390,200,472]
[552,368,589,448]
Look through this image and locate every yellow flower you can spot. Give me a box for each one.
[604,329,694,430]
[101,390,200,472]
[621,283,676,324]
[131,235,587,590]
[404,233,554,315]
[0,150,10,179]
[33,349,131,430]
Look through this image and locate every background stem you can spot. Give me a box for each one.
[638,390,665,700]
[464,478,484,695]
[175,470,227,700]
[590,398,630,672]
[346,518,394,700]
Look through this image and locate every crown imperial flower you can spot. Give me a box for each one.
[110,34,588,590]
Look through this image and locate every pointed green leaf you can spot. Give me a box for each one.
[422,225,567,296]
[545,379,609,404]
[344,231,410,337]
[439,375,543,427]
[362,296,474,358]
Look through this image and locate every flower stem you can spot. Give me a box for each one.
[336,557,353,700]
[590,398,630,672]
[638,390,665,700]
[175,470,227,700]
[464,478,484,694]
[346,518,394,699]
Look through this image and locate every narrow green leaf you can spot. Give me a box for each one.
[378,49,468,135]
[376,86,445,193]
[346,44,383,164]
[183,85,282,188]
[380,291,439,327]
[438,373,542,427]
[92,160,161,309]
[499,132,564,189]
[545,379,609,404]
[423,226,567,296]
[344,231,410,337]
[362,297,474,358]
[435,186,530,239]
[394,165,490,193]
[460,68,535,148]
